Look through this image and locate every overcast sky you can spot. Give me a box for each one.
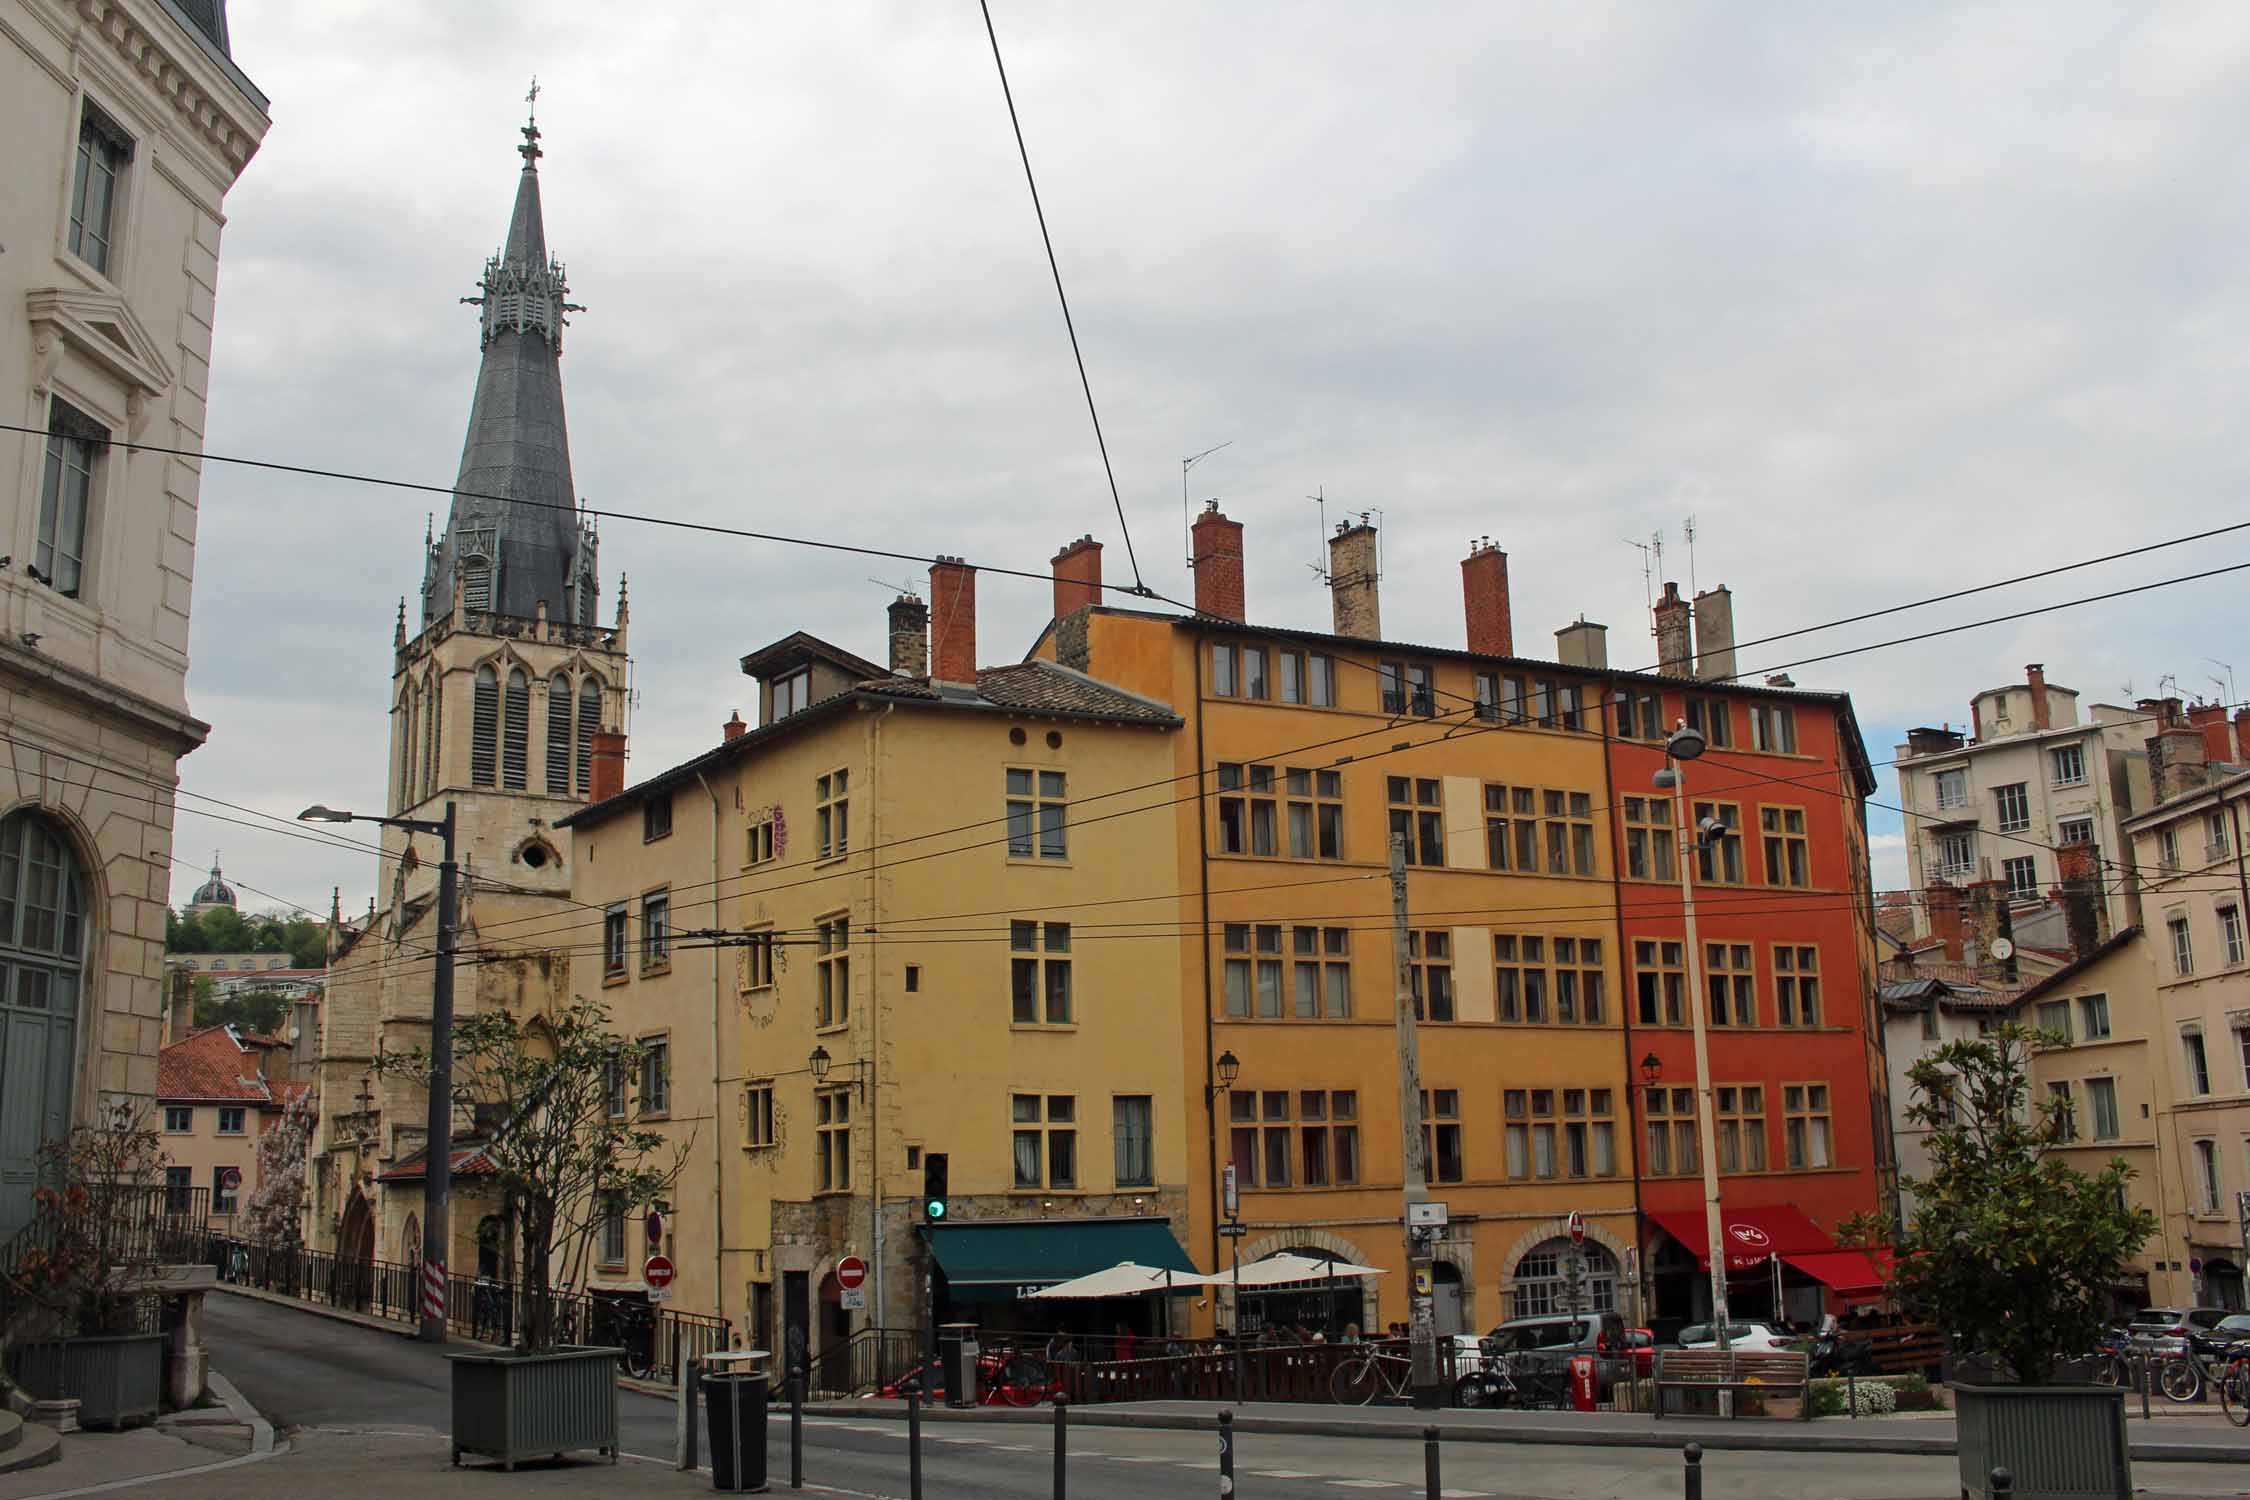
[177,1,2250,917]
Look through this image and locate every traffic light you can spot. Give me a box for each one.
[922,1152,949,1223]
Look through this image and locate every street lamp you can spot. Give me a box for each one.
[1640,1052,1663,1090]
[301,798,457,1344]
[1215,1049,1240,1093]
[1657,725,1735,1351]
[808,1044,831,1083]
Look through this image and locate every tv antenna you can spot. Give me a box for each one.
[2206,658,2236,707]
[1624,528,1663,611]
[1182,441,1234,568]
[867,576,918,597]
[1683,513,1698,595]
[1307,487,1331,581]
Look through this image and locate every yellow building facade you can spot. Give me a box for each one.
[562,567,1194,1370]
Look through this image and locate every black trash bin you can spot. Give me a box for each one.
[704,1364,770,1492]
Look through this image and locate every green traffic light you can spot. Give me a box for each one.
[926,1199,947,1220]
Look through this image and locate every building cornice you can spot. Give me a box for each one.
[51,0,268,183]
[0,634,208,755]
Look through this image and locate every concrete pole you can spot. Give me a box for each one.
[1668,771,1731,1349]
[420,801,459,1343]
[1389,833,1438,1409]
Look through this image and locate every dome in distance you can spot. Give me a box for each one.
[189,857,237,912]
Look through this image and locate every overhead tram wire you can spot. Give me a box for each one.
[976,0,1148,595]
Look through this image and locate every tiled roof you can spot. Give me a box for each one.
[378,1142,498,1183]
[853,661,1180,725]
[157,1025,286,1104]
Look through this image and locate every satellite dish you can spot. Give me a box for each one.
[1990,938,2016,961]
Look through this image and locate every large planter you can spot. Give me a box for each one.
[4,1333,165,1430]
[1950,1382,2128,1500]
[449,1346,620,1471]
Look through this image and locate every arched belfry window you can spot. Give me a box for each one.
[576,677,602,794]
[471,666,498,787]
[462,558,492,612]
[397,687,416,813]
[502,668,530,790]
[422,667,439,801]
[545,673,573,794]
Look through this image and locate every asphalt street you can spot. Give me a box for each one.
[198,1295,2250,1500]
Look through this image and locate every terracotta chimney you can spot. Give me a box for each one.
[1555,620,1608,669]
[1052,536,1103,620]
[589,730,628,801]
[1328,520,1381,640]
[1962,879,2016,984]
[1653,582,1693,678]
[2025,664,2050,731]
[2056,842,2107,958]
[723,711,747,742]
[2188,702,2231,764]
[1460,540,1513,656]
[1190,502,1245,622]
[2235,707,2250,764]
[888,593,929,677]
[1692,587,1737,682]
[1927,880,1963,960]
[929,556,977,687]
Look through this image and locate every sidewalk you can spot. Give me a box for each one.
[800,1394,2250,1464]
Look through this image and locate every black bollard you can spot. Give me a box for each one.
[1683,1441,1703,1500]
[908,1386,924,1500]
[2140,1353,2152,1421]
[1054,1394,1068,1500]
[1219,1408,1235,1493]
[1990,1466,2014,1498]
[1423,1424,1440,1500]
[789,1365,804,1490]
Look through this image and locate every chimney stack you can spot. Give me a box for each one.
[1460,540,1513,656]
[1052,536,1103,620]
[929,556,978,687]
[1327,519,1381,640]
[1927,880,1963,959]
[2148,722,2209,804]
[589,730,628,801]
[167,968,193,1045]
[887,593,929,677]
[2056,843,2108,958]
[2188,701,2232,764]
[1692,586,1737,682]
[2235,707,2250,764]
[1654,582,1693,678]
[1556,619,1608,669]
[1964,879,2018,984]
[1189,502,1245,622]
[289,997,320,1082]
[723,711,747,742]
[2026,664,2050,731]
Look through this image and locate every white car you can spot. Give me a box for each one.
[1675,1321,1794,1352]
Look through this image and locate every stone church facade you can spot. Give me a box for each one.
[308,110,629,1275]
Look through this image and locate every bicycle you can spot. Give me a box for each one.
[1330,1345,1412,1405]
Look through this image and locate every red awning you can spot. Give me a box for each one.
[1647,1205,1839,1271]
[1779,1248,1892,1296]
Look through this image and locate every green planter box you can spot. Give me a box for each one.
[449,1346,620,1471]
[4,1333,165,1429]
[1950,1382,2129,1500]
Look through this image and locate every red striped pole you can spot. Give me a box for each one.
[424,1259,448,1327]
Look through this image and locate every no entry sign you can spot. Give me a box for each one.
[837,1255,869,1291]
[644,1254,675,1290]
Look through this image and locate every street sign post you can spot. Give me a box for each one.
[1222,1164,1239,1219]
[1218,1222,1248,1238]
[644,1254,675,1291]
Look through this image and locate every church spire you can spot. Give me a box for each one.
[421,89,598,630]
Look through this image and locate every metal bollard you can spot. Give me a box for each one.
[789,1365,805,1489]
[1423,1424,1441,1500]
[1683,1441,1703,1500]
[1990,1465,2014,1498]
[2140,1354,2152,1421]
[908,1386,924,1500]
[1054,1394,1068,1499]
[1846,1369,1857,1420]
[1219,1408,1235,1495]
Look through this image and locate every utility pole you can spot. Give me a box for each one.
[1390,833,1439,1410]
[1662,741,1732,1353]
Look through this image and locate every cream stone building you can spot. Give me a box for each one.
[309,112,630,1278]
[0,0,266,1237]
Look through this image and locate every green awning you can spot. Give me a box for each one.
[928,1218,1198,1304]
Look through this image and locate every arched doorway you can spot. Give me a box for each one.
[1509,1238,1618,1320]
[1432,1262,1466,1336]
[814,1269,854,1392]
[0,811,88,1241]
[337,1189,376,1310]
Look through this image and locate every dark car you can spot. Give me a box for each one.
[2186,1312,2250,1361]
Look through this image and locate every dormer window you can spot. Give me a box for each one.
[772,669,811,722]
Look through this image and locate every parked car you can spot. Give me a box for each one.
[1622,1327,1656,1378]
[1484,1310,1628,1360]
[2127,1307,2231,1354]
[1674,1321,1794,1352]
[2185,1312,2250,1362]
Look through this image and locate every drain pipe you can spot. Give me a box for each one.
[696,770,728,1337]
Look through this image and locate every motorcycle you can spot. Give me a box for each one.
[1807,1315,1877,1378]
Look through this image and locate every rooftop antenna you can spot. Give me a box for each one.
[867,576,918,597]
[1306,488,1332,582]
[2206,657,2237,707]
[1683,513,1698,595]
[1181,441,1233,568]
[1624,527,1663,611]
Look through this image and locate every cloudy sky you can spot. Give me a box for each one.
[178,1,2250,916]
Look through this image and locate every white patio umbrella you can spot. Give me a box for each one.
[1229,1252,1387,1288]
[1024,1261,1214,1299]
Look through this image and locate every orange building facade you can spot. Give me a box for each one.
[1032,513,1889,1338]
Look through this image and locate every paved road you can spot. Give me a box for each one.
[200,1295,2250,1499]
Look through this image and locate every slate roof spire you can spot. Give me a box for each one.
[422,92,599,629]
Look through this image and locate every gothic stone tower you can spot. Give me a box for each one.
[314,110,629,1268]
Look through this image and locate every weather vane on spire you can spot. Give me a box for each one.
[518,76,543,164]
[526,75,540,124]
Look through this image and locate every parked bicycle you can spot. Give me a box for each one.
[589,1297,657,1380]
[1330,1344,1413,1406]
[1451,1342,1570,1409]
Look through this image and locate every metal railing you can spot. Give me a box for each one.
[809,1325,927,1396]
[1,1185,213,1333]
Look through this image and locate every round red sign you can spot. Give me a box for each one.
[836,1255,869,1291]
[643,1254,675,1290]
[1567,1210,1585,1245]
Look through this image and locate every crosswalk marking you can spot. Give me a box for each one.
[1328,1482,1404,1491]
[1441,1490,1495,1498]
[1253,1471,1319,1479]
